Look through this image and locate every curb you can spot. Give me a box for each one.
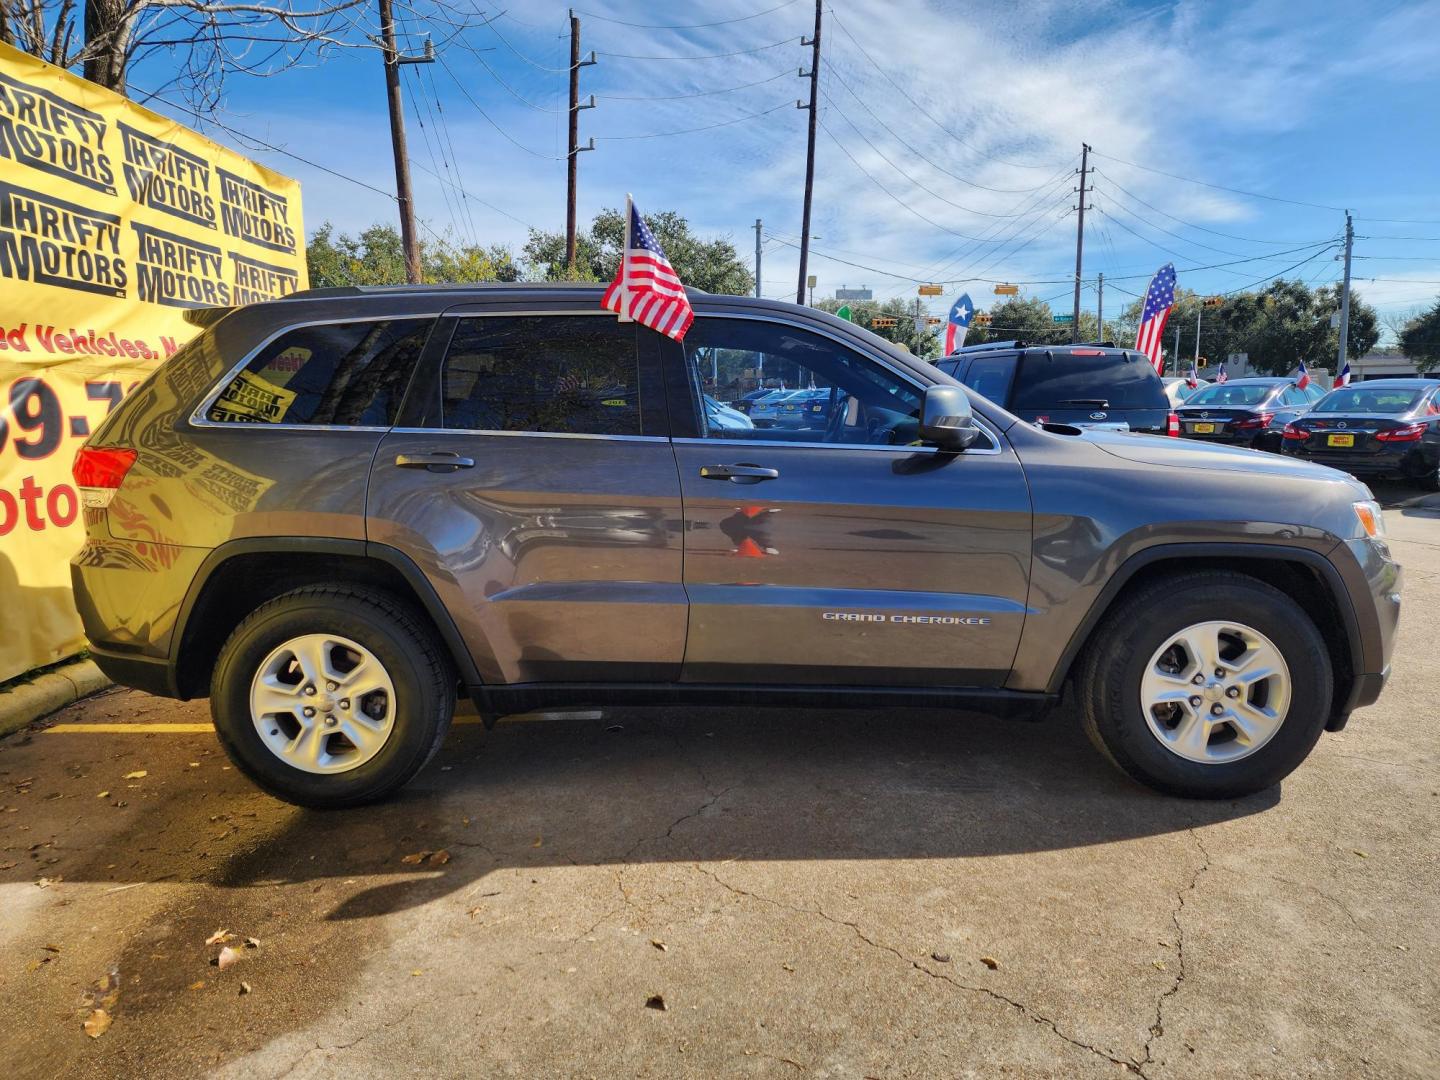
[0,660,112,738]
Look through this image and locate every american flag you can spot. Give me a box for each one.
[602,196,694,341]
[1134,263,1177,374]
[1216,363,1229,384]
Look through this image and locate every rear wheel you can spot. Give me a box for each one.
[211,586,454,808]
[1079,571,1332,798]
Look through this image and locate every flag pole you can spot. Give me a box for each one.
[616,192,634,322]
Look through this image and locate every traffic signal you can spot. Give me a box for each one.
[973,312,992,326]
[1203,296,1223,308]
[1198,356,1208,368]
[872,316,898,328]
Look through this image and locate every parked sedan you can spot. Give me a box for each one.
[1175,377,1326,451]
[1280,379,1440,489]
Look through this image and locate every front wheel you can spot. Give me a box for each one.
[1079,571,1332,798]
[211,585,455,808]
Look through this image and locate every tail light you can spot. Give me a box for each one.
[73,447,137,508]
[1375,423,1425,442]
[1166,411,1180,437]
[1231,412,1274,431]
[1281,423,1308,441]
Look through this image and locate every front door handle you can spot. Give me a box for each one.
[699,463,780,484]
[395,452,475,472]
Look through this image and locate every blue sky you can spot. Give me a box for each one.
[137,0,1440,336]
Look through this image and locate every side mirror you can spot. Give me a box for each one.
[918,384,980,449]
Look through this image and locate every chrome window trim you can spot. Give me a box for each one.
[670,425,1005,456]
[390,427,667,444]
[678,311,1004,455]
[188,312,444,430]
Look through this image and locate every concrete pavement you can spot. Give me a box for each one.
[0,492,1435,1079]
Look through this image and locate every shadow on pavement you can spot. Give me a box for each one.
[51,704,1277,921]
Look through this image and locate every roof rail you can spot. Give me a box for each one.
[955,340,1023,353]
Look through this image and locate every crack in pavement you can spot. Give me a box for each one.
[1137,828,1211,1077]
[690,862,1147,1076]
[267,1000,424,1080]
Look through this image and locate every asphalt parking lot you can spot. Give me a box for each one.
[2,485,1437,1079]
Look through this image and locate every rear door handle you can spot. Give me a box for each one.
[699,463,780,484]
[395,452,475,472]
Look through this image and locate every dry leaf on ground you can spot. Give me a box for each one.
[651,939,667,952]
[401,851,431,865]
[215,946,240,971]
[83,1009,112,1038]
[187,981,205,991]
[204,929,232,946]
[645,994,668,1011]
[239,981,252,995]
[431,850,451,865]
[122,771,147,780]
[980,956,999,970]
[245,937,260,949]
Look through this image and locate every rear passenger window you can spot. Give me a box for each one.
[962,356,1016,405]
[206,319,430,426]
[441,316,641,435]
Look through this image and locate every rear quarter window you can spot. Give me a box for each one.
[1011,351,1166,411]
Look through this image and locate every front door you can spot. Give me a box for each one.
[367,310,684,685]
[670,315,1032,687]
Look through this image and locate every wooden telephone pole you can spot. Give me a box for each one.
[566,10,597,276]
[377,0,434,284]
[795,0,822,306]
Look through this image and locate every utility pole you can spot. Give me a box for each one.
[1194,303,1201,366]
[754,219,763,299]
[1096,272,1104,342]
[795,0,822,306]
[1337,211,1354,372]
[566,10,597,276]
[1071,142,1091,344]
[377,0,434,284]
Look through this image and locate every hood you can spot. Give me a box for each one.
[1082,428,1364,486]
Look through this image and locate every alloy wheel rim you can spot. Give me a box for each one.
[1138,620,1291,765]
[249,633,396,774]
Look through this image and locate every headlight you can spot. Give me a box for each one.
[1353,500,1386,539]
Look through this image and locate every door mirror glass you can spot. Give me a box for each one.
[918,385,980,449]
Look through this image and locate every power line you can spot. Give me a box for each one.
[1093,170,1331,246]
[574,0,802,29]
[435,53,564,159]
[596,100,795,140]
[1089,150,1348,213]
[597,68,795,101]
[596,37,802,61]
[827,4,1066,171]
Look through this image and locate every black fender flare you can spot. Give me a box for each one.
[172,536,483,687]
[1046,541,1365,696]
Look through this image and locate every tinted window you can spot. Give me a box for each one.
[684,318,928,446]
[1010,350,1166,411]
[1186,383,1273,406]
[1305,383,1326,401]
[207,318,430,425]
[1314,387,1427,414]
[442,316,641,435]
[1279,387,1306,407]
[961,355,1017,405]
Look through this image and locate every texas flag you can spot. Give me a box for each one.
[944,293,975,354]
[1216,363,1229,384]
[1186,363,1199,390]
[1296,359,1312,390]
[1334,360,1352,388]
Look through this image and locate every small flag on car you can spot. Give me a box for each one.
[602,194,694,341]
[944,293,975,354]
[1186,362,1199,390]
[1216,363,1229,384]
[1334,360,1352,388]
[1295,359,1312,390]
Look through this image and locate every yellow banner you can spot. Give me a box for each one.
[0,42,307,681]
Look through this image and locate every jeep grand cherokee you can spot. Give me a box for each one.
[70,285,1401,807]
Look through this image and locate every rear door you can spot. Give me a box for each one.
[1010,349,1168,432]
[668,315,1032,688]
[367,308,684,685]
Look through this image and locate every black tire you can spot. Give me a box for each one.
[210,585,455,808]
[1078,571,1332,799]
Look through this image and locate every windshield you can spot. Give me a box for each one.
[1313,387,1428,414]
[1186,383,1273,407]
[1011,351,1167,411]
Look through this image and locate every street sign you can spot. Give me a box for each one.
[835,287,872,301]
[806,275,817,288]
[994,283,1019,295]
[918,284,943,296]
[1052,314,1074,324]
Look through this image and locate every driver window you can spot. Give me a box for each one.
[684,317,923,445]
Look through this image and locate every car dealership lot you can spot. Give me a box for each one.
[1,486,1436,1080]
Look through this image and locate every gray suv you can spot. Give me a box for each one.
[69,285,1400,808]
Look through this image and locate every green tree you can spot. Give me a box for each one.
[306,223,519,289]
[815,297,941,358]
[966,295,1099,347]
[524,209,754,295]
[1399,297,1440,372]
